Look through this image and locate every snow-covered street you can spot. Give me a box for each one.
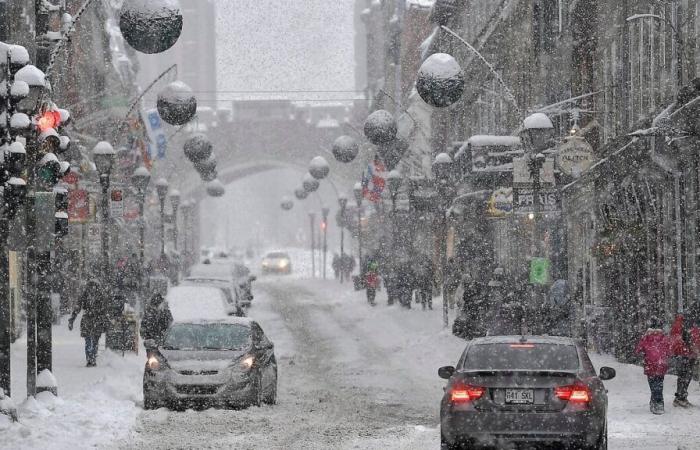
[5,276,699,449]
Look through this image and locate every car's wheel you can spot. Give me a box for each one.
[595,424,608,450]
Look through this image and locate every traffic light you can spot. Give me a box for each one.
[320,220,327,231]
[36,110,60,133]
[54,186,68,237]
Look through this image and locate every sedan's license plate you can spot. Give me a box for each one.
[505,389,534,404]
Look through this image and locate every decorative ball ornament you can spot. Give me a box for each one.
[206,179,225,197]
[364,110,397,145]
[416,53,465,108]
[120,0,183,54]
[309,156,330,180]
[294,188,308,200]
[302,174,320,193]
[376,136,409,171]
[200,169,218,182]
[194,156,217,179]
[157,81,197,125]
[184,133,212,163]
[280,196,294,211]
[331,135,359,163]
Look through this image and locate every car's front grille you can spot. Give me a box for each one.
[175,384,219,395]
[178,370,219,376]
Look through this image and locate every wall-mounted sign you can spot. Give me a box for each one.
[556,136,595,178]
[486,187,513,218]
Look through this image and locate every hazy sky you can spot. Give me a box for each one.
[214,0,356,99]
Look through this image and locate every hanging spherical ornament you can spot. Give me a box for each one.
[416,53,465,108]
[302,173,320,193]
[120,0,183,54]
[157,81,197,125]
[200,169,217,182]
[331,135,359,163]
[206,179,225,197]
[280,196,294,211]
[294,188,309,200]
[364,110,397,145]
[309,156,330,180]
[184,133,212,163]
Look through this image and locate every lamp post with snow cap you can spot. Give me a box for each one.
[155,178,169,261]
[93,142,116,276]
[353,182,364,279]
[131,166,150,272]
[433,153,454,328]
[170,189,181,252]
[338,195,348,283]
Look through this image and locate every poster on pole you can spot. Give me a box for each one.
[110,189,124,219]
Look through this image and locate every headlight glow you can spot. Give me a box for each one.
[278,260,289,268]
[240,355,255,370]
[147,355,161,371]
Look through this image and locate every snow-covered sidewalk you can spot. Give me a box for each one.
[4,322,144,450]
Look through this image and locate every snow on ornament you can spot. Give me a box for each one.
[302,173,320,193]
[376,135,409,171]
[206,179,225,197]
[331,135,359,163]
[416,53,465,108]
[119,0,183,54]
[194,155,217,176]
[184,133,212,163]
[157,81,197,125]
[364,110,397,145]
[294,188,309,200]
[200,169,217,182]
[309,156,330,180]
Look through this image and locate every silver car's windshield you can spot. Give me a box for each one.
[463,343,580,371]
[163,323,251,351]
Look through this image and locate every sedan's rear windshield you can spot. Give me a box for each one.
[164,323,251,350]
[463,343,580,371]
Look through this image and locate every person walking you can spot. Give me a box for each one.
[140,293,174,345]
[635,317,671,414]
[332,253,341,280]
[670,313,700,407]
[68,280,109,367]
[364,260,380,307]
[415,258,434,311]
[443,257,461,310]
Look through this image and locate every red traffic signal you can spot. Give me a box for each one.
[36,110,61,132]
[320,221,327,231]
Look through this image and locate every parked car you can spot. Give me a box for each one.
[439,335,615,450]
[180,277,244,317]
[261,251,292,274]
[166,286,230,321]
[143,317,277,410]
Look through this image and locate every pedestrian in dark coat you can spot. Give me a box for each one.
[68,280,108,367]
[443,257,461,310]
[140,293,174,345]
[635,317,671,414]
[670,314,700,407]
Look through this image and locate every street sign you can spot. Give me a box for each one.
[530,257,551,285]
[68,190,90,223]
[556,136,595,178]
[513,188,560,213]
[87,223,101,254]
[513,157,555,185]
[110,189,124,218]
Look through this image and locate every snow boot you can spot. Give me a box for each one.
[673,398,691,408]
[650,402,664,415]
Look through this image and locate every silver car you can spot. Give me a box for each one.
[439,336,616,450]
[143,318,277,410]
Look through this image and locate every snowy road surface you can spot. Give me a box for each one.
[5,277,700,449]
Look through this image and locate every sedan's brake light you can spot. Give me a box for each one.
[509,343,535,349]
[554,383,591,403]
[450,382,485,403]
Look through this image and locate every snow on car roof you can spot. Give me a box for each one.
[167,286,228,322]
[471,335,577,345]
[172,316,256,327]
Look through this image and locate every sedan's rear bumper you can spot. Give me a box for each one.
[442,409,603,448]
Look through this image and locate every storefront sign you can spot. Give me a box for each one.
[556,136,595,178]
[486,187,513,217]
[513,188,560,213]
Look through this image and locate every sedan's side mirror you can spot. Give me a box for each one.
[599,366,616,381]
[249,275,257,282]
[438,366,455,379]
[143,339,158,350]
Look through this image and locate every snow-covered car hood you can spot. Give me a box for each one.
[161,349,247,371]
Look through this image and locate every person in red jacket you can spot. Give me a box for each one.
[635,317,671,414]
[670,313,700,407]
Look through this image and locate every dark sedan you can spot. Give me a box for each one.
[439,336,615,450]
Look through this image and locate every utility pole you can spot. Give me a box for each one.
[322,207,329,280]
[309,213,316,278]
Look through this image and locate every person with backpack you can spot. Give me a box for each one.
[670,313,700,407]
[635,317,671,414]
[68,280,109,367]
[140,293,174,345]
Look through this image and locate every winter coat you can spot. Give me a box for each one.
[635,329,672,376]
[140,297,174,343]
[670,315,700,359]
[70,282,109,338]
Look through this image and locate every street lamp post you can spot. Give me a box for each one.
[321,207,329,280]
[309,213,316,279]
[353,182,364,279]
[93,142,116,276]
[155,178,169,262]
[170,189,181,252]
[338,195,348,283]
[131,166,150,286]
[433,153,454,328]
